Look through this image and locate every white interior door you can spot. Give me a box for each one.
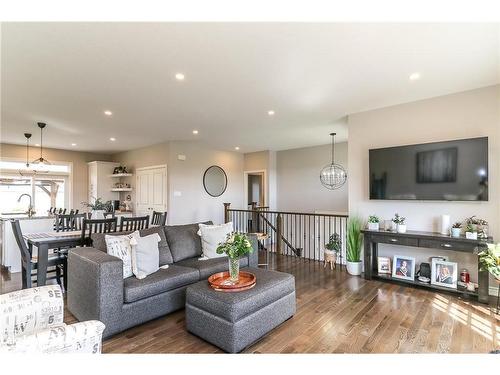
[136,166,167,218]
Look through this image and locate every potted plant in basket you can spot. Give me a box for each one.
[392,213,406,233]
[451,222,462,238]
[367,215,380,231]
[324,233,341,269]
[216,232,253,284]
[346,217,363,276]
[81,197,113,219]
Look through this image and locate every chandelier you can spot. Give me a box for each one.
[31,122,51,171]
[320,132,347,190]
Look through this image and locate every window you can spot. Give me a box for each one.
[0,160,71,215]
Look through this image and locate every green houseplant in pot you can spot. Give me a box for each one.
[216,232,253,284]
[81,197,112,219]
[346,216,363,276]
[324,233,341,268]
[367,215,380,231]
[451,222,462,238]
[478,243,500,283]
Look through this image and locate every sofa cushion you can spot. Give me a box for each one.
[176,256,248,280]
[123,265,199,303]
[138,226,173,265]
[165,221,212,263]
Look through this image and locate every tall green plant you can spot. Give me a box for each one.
[346,216,363,262]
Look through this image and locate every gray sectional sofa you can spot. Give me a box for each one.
[67,222,258,338]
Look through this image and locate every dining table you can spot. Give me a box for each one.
[23,230,82,286]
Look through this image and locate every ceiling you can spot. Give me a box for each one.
[1,23,499,154]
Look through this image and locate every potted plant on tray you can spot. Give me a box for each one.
[216,232,253,284]
[346,217,363,276]
[367,215,380,231]
[392,213,406,233]
[81,197,113,219]
[451,222,462,238]
[324,233,341,269]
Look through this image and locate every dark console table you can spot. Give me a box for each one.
[362,229,491,303]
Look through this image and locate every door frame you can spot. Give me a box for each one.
[135,164,168,212]
[243,169,267,208]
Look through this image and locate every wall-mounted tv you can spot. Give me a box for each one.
[369,137,488,201]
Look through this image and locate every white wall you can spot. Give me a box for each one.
[276,142,348,213]
[348,85,500,288]
[167,141,244,225]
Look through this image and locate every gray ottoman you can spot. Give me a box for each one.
[185,268,296,353]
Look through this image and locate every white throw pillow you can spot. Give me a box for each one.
[105,234,134,278]
[197,222,233,259]
[130,231,162,279]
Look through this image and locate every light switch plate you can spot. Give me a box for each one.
[177,154,186,161]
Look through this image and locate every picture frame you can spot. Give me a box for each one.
[392,255,416,281]
[431,259,458,289]
[377,256,392,274]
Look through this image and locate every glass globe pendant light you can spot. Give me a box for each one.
[31,122,51,173]
[320,132,347,190]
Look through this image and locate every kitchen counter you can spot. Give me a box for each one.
[0,214,56,221]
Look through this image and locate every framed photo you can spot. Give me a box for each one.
[392,255,416,281]
[431,259,458,289]
[377,257,392,274]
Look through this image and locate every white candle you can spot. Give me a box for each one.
[440,214,451,235]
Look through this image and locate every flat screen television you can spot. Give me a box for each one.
[369,137,488,201]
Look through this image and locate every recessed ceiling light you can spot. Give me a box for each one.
[175,73,185,81]
[110,137,116,142]
[192,130,199,135]
[71,143,77,146]
[235,146,240,151]
[104,110,113,116]
[268,110,275,116]
[409,72,421,81]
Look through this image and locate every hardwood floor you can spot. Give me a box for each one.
[2,254,499,353]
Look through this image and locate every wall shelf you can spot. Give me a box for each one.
[109,173,133,178]
[111,188,132,192]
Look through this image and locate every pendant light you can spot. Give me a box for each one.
[18,133,32,176]
[320,132,347,190]
[31,122,51,172]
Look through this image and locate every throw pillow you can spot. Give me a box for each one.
[105,234,134,278]
[130,231,161,279]
[197,222,233,259]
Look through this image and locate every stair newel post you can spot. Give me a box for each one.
[251,202,258,233]
[223,203,231,224]
[276,213,283,255]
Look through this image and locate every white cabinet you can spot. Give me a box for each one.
[88,161,120,203]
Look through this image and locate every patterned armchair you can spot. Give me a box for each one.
[0,285,105,353]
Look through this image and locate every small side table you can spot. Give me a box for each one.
[252,232,270,269]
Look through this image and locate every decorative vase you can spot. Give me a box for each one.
[91,209,105,219]
[346,261,362,276]
[368,222,379,231]
[397,224,407,233]
[228,257,240,283]
[465,231,478,240]
[451,228,461,238]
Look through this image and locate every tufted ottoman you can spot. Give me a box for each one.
[185,268,296,353]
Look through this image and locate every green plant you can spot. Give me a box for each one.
[465,223,476,233]
[478,243,500,281]
[368,215,380,224]
[451,222,462,229]
[325,233,342,252]
[216,232,253,259]
[81,197,113,211]
[392,213,406,225]
[346,217,363,263]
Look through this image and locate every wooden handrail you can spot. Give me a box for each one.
[227,208,348,218]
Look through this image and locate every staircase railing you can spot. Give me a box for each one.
[224,203,349,264]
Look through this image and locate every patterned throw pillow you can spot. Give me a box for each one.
[105,234,134,278]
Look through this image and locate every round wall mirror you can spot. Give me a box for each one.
[203,165,228,197]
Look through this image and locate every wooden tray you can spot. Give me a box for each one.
[208,271,256,292]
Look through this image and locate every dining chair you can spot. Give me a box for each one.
[151,211,167,226]
[55,213,86,232]
[10,220,67,290]
[120,216,149,232]
[81,217,118,247]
